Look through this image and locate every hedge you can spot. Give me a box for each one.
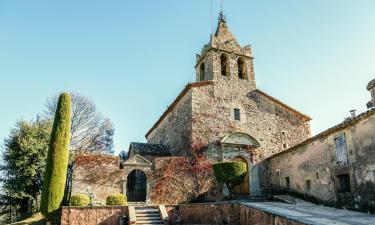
[40,93,71,219]
[212,161,247,197]
[70,194,90,206]
[106,194,127,206]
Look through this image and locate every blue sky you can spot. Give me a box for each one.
[0,0,374,155]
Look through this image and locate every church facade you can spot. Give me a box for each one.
[71,14,375,211]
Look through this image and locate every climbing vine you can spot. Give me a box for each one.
[150,142,216,204]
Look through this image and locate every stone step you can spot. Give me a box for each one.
[135,208,159,213]
[136,213,160,216]
[136,216,161,220]
[135,220,164,224]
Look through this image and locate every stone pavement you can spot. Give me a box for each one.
[241,201,375,225]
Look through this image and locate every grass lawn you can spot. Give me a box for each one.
[8,213,45,225]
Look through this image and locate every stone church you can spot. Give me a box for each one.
[72,13,375,211]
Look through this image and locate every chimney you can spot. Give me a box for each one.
[367,79,375,109]
[350,109,356,118]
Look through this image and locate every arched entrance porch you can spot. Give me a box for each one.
[127,169,147,202]
[233,156,250,195]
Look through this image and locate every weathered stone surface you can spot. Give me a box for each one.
[72,154,124,205]
[165,203,308,225]
[60,206,127,225]
[268,109,375,211]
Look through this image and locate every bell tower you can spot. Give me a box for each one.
[195,12,256,88]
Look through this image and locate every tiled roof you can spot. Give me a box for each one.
[129,142,171,156]
[267,108,375,160]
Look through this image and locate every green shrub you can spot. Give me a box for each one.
[212,161,247,198]
[40,93,71,219]
[106,194,127,206]
[70,194,90,206]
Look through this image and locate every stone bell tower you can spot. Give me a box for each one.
[195,12,256,89]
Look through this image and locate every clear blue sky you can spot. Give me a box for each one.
[0,0,374,155]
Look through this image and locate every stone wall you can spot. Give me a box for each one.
[71,154,124,205]
[268,109,375,211]
[191,81,311,161]
[147,88,192,156]
[60,206,127,225]
[166,203,308,225]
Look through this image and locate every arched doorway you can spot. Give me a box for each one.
[127,169,147,202]
[233,157,250,195]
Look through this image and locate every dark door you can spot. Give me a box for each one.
[127,170,147,202]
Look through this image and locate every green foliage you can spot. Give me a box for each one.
[69,194,90,206]
[1,118,52,212]
[40,93,71,219]
[106,194,127,206]
[212,161,246,197]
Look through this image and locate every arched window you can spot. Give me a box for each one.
[237,57,246,79]
[199,63,205,81]
[220,54,229,76]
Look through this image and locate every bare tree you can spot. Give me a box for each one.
[45,92,114,154]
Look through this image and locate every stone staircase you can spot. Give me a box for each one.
[133,207,164,225]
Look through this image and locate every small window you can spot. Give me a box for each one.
[282,143,287,149]
[221,54,229,76]
[237,57,246,79]
[334,135,348,166]
[306,180,311,192]
[285,177,290,189]
[369,170,375,183]
[316,172,319,179]
[234,108,241,121]
[336,174,351,193]
[199,63,205,81]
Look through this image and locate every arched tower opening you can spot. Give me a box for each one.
[237,57,246,80]
[199,63,205,81]
[220,54,229,76]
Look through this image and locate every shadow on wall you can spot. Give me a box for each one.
[270,183,375,214]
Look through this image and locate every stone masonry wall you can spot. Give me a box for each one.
[166,203,308,225]
[191,79,311,161]
[60,206,127,225]
[268,110,375,211]
[72,154,124,205]
[147,90,192,156]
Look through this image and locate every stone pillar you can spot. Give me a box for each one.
[367,79,375,107]
[146,182,151,205]
[122,179,127,196]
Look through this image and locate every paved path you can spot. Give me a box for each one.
[241,201,375,225]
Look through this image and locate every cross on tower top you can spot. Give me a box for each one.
[218,10,226,22]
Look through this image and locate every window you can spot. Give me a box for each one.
[221,54,229,76]
[282,143,287,149]
[336,174,351,193]
[334,135,348,166]
[305,180,311,192]
[237,57,246,79]
[234,108,241,121]
[369,170,375,183]
[316,172,319,179]
[285,177,290,189]
[199,63,205,81]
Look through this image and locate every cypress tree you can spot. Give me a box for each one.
[40,93,71,219]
